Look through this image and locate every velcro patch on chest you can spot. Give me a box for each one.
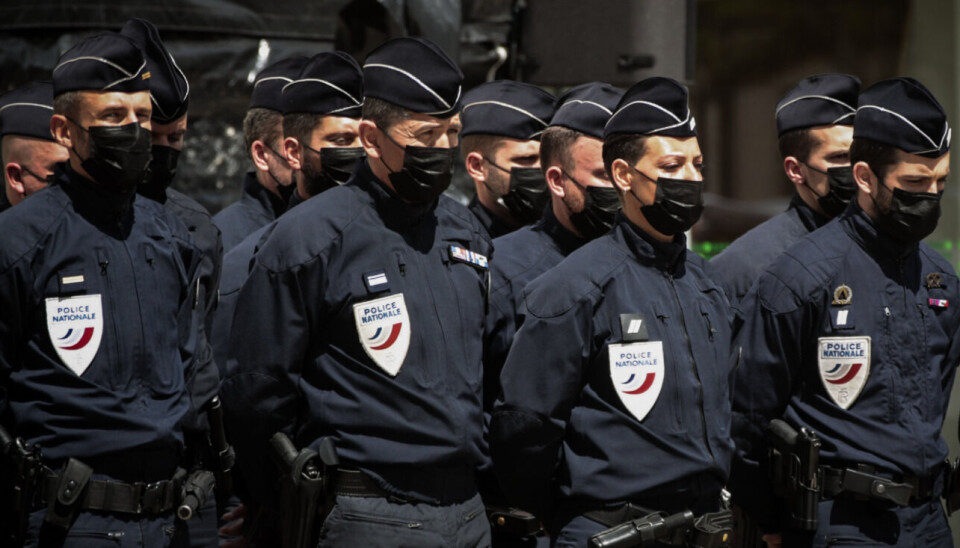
[449,245,488,270]
[45,294,104,376]
[609,341,664,422]
[353,293,410,377]
[620,313,649,342]
[817,336,870,409]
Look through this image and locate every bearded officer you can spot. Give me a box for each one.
[222,37,492,547]
[709,74,860,304]
[213,56,306,251]
[729,77,957,547]
[0,81,68,213]
[212,50,365,374]
[461,80,556,239]
[490,77,733,546]
[0,32,206,546]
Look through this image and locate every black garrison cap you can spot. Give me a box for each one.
[250,56,309,112]
[363,37,463,118]
[460,80,556,140]
[604,77,696,139]
[120,18,189,124]
[776,74,860,136]
[551,82,625,139]
[281,51,364,117]
[53,32,150,96]
[854,77,950,158]
[0,82,56,141]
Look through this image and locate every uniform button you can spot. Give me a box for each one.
[497,516,506,527]
[67,480,77,489]
[874,482,886,495]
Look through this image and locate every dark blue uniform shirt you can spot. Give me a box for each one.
[469,196,516,240]
[213,172,287,252]
[490,214,733,520]
[709,195,827,304]
[222,160,493,505]
[729,201,960,526]
[0,166,200,481]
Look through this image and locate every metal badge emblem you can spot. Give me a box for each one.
[831,284,852,306]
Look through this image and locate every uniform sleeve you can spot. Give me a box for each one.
[728,275,808,532]
[482,273,516,411]
[220,257,313,503]
[490,291,592,518]
[0,263,24,420]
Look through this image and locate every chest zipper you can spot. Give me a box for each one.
[667,274,715,462]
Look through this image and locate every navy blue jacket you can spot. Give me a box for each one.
[0,192,9,214]
[469,196,516,240]
[0,166,201,481]
[490,214,733,520]
[221,160,493,505]
[709,195,827,304]
[729,201,960,528]
[213,172,287,252]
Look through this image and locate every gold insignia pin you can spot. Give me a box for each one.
[142,72,151,80]
[832,284,852,306]
[926,272,943,289]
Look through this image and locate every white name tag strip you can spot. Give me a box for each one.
[818,336,871,409]
[45,294,103,376]
[609,341,665,422]
[353,293,411,377]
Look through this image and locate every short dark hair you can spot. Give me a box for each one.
[283,112,325,147]
[243,107,283,155]
[849,138,900,180]
[540,126,581,172]
[602,133,648,178]
[777,128,818,162]
[53,91,83,120]
[362,97,411,130]
[460,134,503,161]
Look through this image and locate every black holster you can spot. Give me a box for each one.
[1,425,44,546]
[766,419,821,531]
[206,395,235,516]
[587,504,733,548]
[487,505,542,538]
[945,458,960,515]
[270,432,339,548]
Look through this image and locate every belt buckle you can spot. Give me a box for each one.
[140,481,165,515]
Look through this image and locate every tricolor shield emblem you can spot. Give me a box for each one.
[353,293,411,376]
[609,341,664,421]
[818,336,871,409]
[45,295,103,376]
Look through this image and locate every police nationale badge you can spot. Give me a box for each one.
[609,341,665,422]
[353,293,411,377]
[817,336,870,409]
[45,294,103,376]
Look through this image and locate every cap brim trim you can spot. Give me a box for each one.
[0,102,54,114]
[54,57,147,91]
[775,94,856,117]
[555,99,613,116]
[605,100,692,135]
[282,78,362,105]
[254,76,295,88]
[857,104,949,154]
[461,100,549,126]
[364,63,454,111]
[327,103,364,115]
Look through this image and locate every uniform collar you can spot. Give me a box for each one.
[789,193,830,232]
[538,205,584,256]
[354,160,438,226]
[60,163,136,233]
[468,196,515,239]
[840,199,918,260]
[243,171,288,220]
[614,212,687,274]
[0,191,10,214]
[288,187,307,210]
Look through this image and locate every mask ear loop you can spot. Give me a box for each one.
[375,125,406,175]
[623,164,657,207]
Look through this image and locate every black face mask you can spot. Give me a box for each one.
[871,179,942,244]
[803,163,857,217]
[379,127,456,204]
[301,144,365,197]
[630,167,704,235]
[144,145,180,197]
[484,158,549,224]
[69,119,152,195]
[562,170,621,240]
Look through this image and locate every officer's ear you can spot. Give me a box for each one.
[250,140,271,173]
[50,114,73,150]
[4,162,25,196]
[359,119,382,160]
[853,161,876,197]
[783,156,805,186]
[464,151,486,181]
[610,158,634,194]
[283,137,303,171]
[545,165,565,198]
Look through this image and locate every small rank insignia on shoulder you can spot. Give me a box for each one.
[449,245,488,269]
[926,272,943,289]
[363,270,390,293]
[929,298,949,308]
[831,284,852,306]
[620,313,649,342]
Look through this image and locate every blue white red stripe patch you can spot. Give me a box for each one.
[449,245,488,269]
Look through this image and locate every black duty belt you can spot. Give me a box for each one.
[820,464,943,506]
[333,469,404,501]
[40,469,184,516]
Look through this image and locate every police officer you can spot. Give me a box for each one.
[490,77,733,547]
[211,50,365,375]
[729,77,957,547]
[0,32,206,546]
[709,74,860,304]
[0,81,68,213]
[222,37,491,547]
[212,56,306,251]
[461,80,556,239]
